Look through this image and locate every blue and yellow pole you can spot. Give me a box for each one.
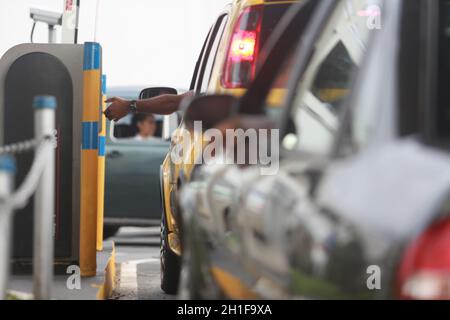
[97,75,107,251]
[80,42,102,276]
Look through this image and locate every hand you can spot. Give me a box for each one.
[104,97,131,121]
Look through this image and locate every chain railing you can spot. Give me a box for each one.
[0,95,57,300]
[0,133,56,156]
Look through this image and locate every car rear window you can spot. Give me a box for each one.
[259,4,294,50]
[437,0,450,139]
[259,3,295,89]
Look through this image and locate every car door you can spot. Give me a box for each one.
[105,113,171,224]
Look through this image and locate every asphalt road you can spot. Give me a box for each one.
[109,227,175,300]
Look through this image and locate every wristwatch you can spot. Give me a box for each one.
[129,100,138,114]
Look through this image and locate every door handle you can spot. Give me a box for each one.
[106,150,122,159]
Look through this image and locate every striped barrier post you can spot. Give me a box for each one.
[0,156,15,299]
[96,75,107,251]
[80,42,102,276]
[33,95,57,300]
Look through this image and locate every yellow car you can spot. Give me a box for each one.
[160,0,298,294]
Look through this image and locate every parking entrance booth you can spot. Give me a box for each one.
[0,43,104,276]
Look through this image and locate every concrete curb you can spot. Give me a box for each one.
[8,240,116,300]
[96,241,116,300]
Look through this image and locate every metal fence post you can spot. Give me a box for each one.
[32,96,56,300]
[0,156,15,300]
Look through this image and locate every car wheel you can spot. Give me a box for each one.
[103,226,120,239]
[160,211,181,295]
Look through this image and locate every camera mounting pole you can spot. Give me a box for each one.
[61,0,80,44]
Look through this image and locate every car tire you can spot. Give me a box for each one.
[160,211,181,295]
[103,226,120,239]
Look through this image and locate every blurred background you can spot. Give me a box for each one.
[0,0,230,89]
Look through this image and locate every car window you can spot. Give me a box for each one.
[202,14,228,93]
[260,41,301,131]
[196,14,229,94]
[259,4,314,115]
[282,0,382,154]
[242,0,319,120]
[189,28,212,91]
[437,0,450,140]
[111,114,164,141]
[259,3,296,57]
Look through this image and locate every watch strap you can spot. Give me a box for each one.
[130,100,138,114]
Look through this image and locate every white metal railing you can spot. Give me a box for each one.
[0,95,57,300]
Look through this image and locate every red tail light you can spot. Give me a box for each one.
[230,30,257,61]
[396,217,450,300]
[222,5,263,89]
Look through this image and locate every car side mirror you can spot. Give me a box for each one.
[183,95,238,131]
[139,87,178,99]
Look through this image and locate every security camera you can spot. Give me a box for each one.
[30,8,62,26]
